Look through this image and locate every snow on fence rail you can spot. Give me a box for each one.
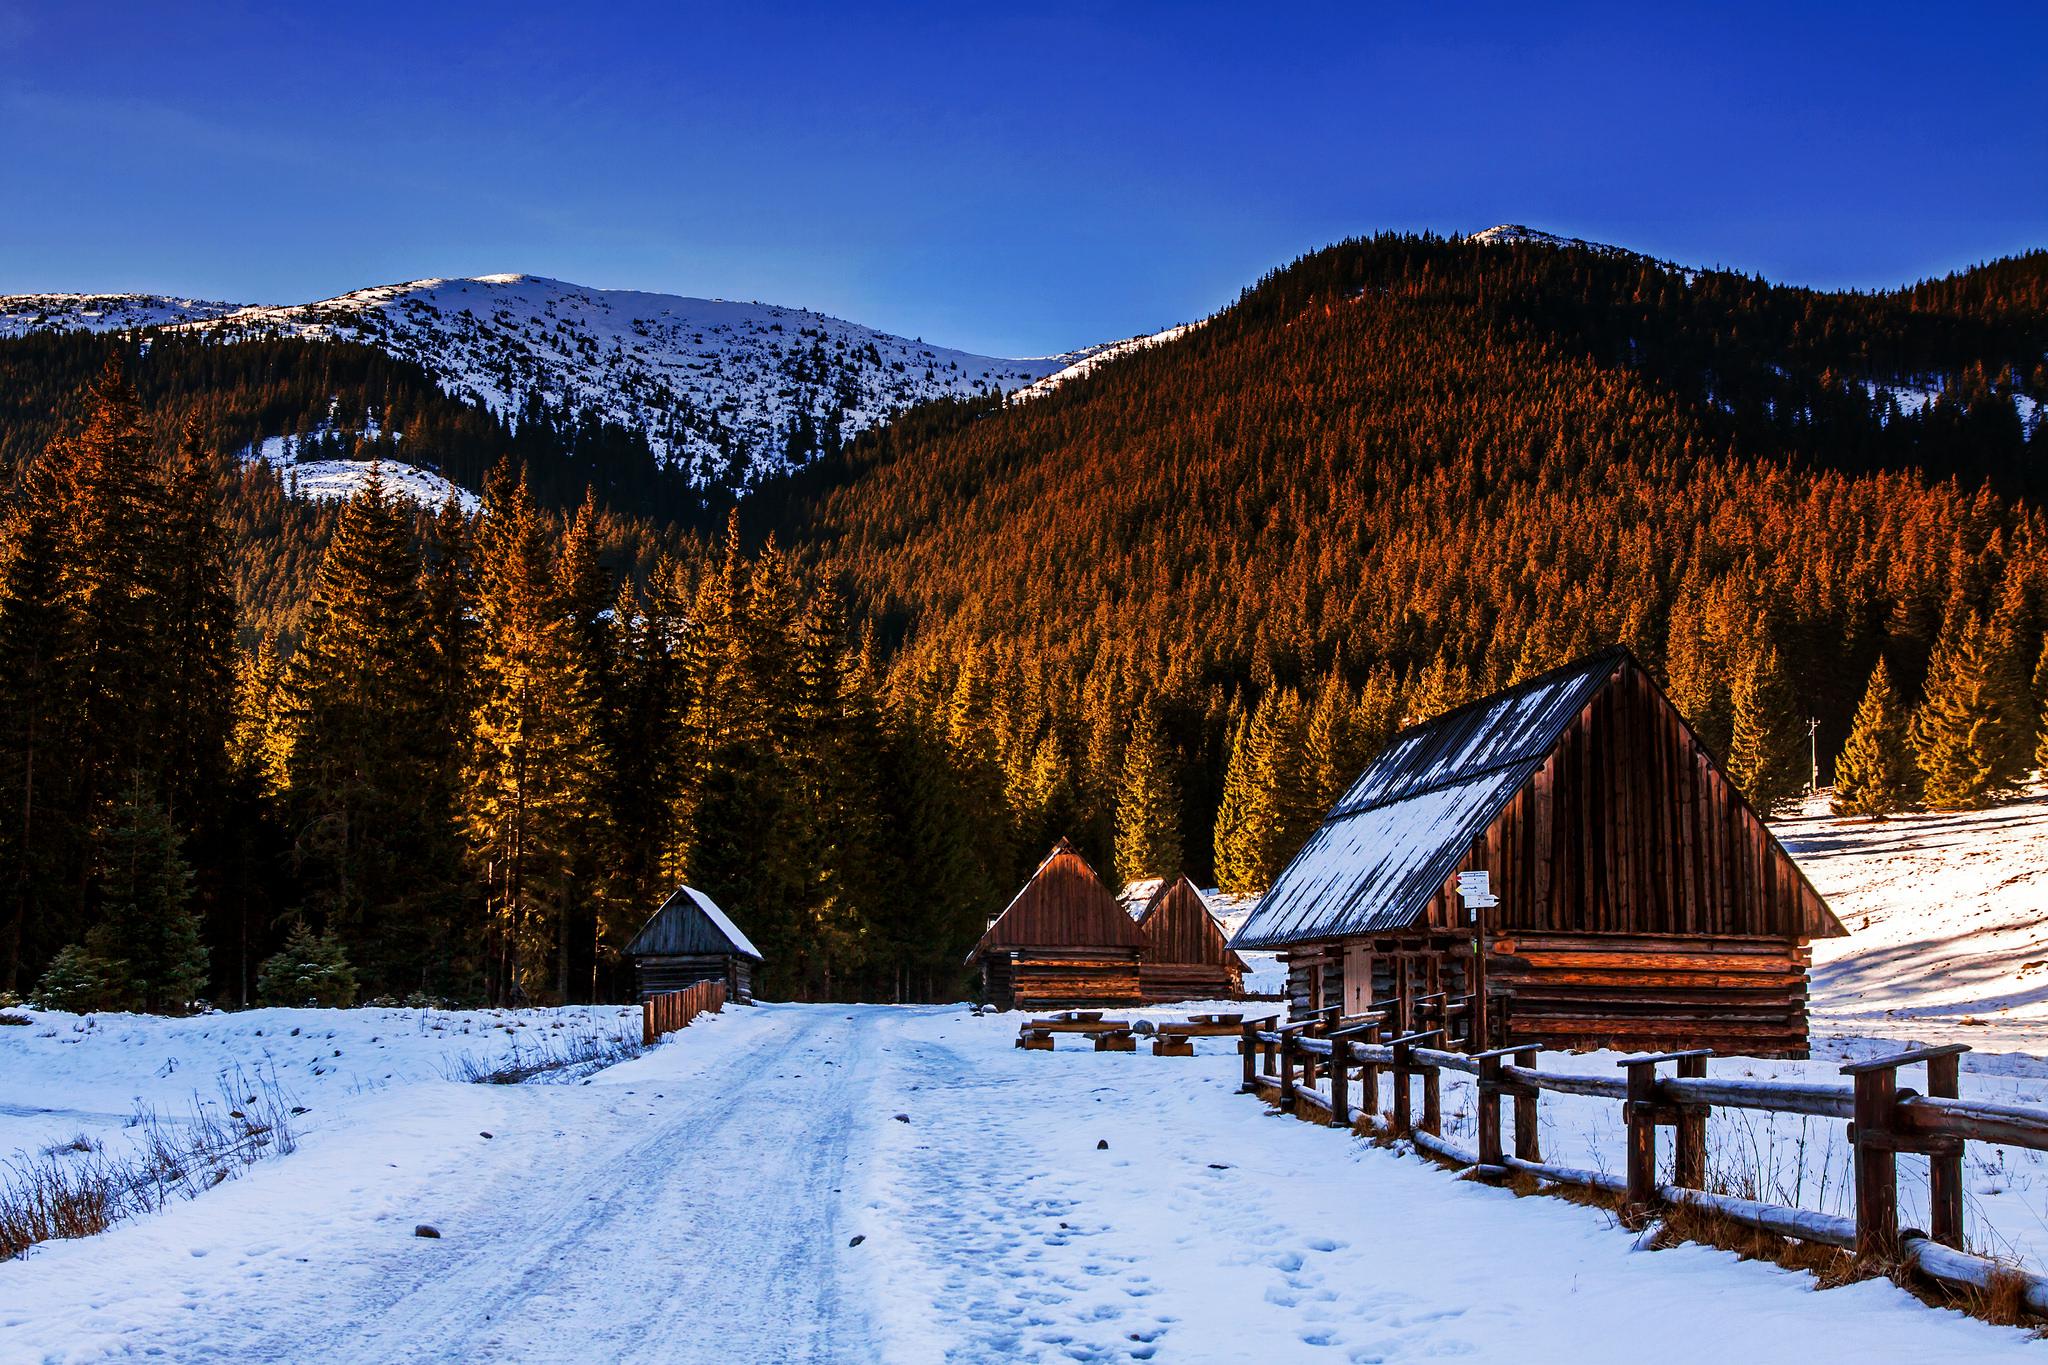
[641,981,725,1045]
[1241,1014,2048,1315]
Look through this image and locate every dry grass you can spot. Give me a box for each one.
[1,1066,297,1260]
[446,1022,644,1084]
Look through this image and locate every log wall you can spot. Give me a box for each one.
[983,949,1143,1011]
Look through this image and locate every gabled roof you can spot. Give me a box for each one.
[626,885,764,960]
[1232,648,1630,948]
[1137,876,1250,969]
[968,839,1147,963]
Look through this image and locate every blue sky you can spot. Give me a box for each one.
[2,2,2043,355]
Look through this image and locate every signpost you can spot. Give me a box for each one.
[1456,871,1500,1049]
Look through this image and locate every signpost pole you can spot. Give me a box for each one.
[1455,871,1499,1053]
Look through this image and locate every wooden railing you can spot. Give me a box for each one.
[1241,1019,2048,1315]
[641,980,726,1044]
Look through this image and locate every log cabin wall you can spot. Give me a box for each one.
[986,950,1143,1011]
[1135,878,1248,1003]
[635,953,753,1004]
[1237,648,1844,1058]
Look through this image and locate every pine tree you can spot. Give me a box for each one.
[464,461,595,1003]
[0,495,76,991]
[148,419,237,830]
[1728,641,1806,813]
[1911,611,2012,810]
[82,784,209,1014]
[1115,708,1182,886]
[282,467,463,995]
[2033,634,2048,777]
[1831,658,1915,817]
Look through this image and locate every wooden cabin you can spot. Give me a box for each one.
[968,840,1145,1010]
[625,885,764,1004]
[1229,646,1846,1058]
[1133,876,1249,1003]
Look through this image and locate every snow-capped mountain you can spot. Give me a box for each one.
[1466,223,1643,259]
[0,292,245,333]
[0,274,1092,489]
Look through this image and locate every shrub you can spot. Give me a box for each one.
[29,945,115,1013]
[256,922,360,1008]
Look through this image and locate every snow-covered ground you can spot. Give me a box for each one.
[4,1004,2039,1363]
[5,797,2048,1359]
[1785,792,2048,1052]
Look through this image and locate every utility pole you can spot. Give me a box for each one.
[1808,716,1820,795]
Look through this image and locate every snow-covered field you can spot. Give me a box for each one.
[4,1004,2039,1363]
[4,795,2047,1360]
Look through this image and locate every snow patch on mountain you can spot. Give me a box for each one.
[1467,223,1643,259]
[1010,321,1202,401]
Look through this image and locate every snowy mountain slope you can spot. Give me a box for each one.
[1781,790,2048,1054]
[1467,222,1645,259]
[243,430,481,515]
[1009,320,1201,400]
[0,292,246,336]
[0,275,1086,491]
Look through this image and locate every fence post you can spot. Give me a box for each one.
[1674,1052,1707,1191]
[1422,1057,1441,1136]
[1477,1052,1504,1174]
[1512,1045,1541,1163]
[1849,1062,1899,1261]
[1241,1021,1259,1092]
[1624,1058,1659,1217]
[1359,1022,1380,1120]
[1330,1036,1350,1127]
[1280,1029,1297,1107]
[1392,1036,1412,1136]
[1927,1051,1964,1250]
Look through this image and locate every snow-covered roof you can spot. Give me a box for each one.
[1232,649,1627,949]
[626,885,763,961]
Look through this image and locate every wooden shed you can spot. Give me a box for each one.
[1133,876,1248,1003]
[1229,646,1846,1058]
[625,885,764,1004]
[968,839,1145,1010]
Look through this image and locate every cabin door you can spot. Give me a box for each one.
[1343,943,1373,1016]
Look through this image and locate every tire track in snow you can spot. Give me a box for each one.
[107,1007,882,1364]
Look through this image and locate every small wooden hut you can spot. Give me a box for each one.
[968,839,1145,1010]
[1134,876,1248,1003]
[1230,646,1845,1057]
[626,885,764,1004]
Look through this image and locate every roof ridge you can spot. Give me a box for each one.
[1392,644,1630,742]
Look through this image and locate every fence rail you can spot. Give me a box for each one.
[1239,1014,2048,1315]
[641,980,726,1044]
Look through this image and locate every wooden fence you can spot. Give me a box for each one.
[642,980,726,1044]
[1242,1012,2048,1315]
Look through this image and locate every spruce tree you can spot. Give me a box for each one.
[1831,658,1915,817]
[1115,709,1182,887]
[256,921,359,1007]
[2033,634,2048,777]
[1911,611,2011,810]
[0,496,76,991]
[83,784,209,1014]
[1728,641,1806,813]
[282,467,462,995]
[464,461,594,1002]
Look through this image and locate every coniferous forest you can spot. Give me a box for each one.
[3,232,2046,1009]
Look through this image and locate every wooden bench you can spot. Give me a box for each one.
[1152,1014,1253,1055]
[1016,1017,1136,1051]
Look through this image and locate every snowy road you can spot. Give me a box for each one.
[5,1004,2045,1362]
